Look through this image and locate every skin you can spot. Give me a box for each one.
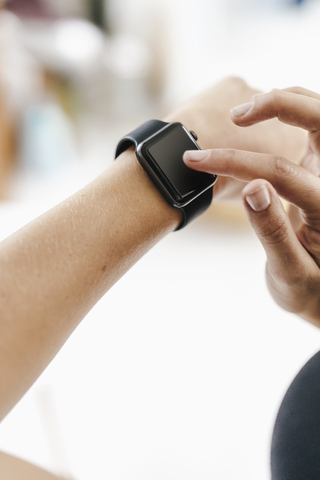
[0,78,307,478]
[184,86,320,327]
[0,77,307,423]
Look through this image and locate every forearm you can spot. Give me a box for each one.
[0,77,308,419]
[0,149,181,420]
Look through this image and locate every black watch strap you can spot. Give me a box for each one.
[115,120,168,158]
[115,120,213,230]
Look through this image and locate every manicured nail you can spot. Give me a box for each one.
[183,150,209,162]
[231,102,253,117]
[245,184,271,212]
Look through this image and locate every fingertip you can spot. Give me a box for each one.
[242,180,271,213]
[183,149,210,163]
[230,101,253,120]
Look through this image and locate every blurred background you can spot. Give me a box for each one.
[1,0,320,479]
[1,0,320,201]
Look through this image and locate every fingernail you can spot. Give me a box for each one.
[183,150,209,162]
[245,185,271,212]
[230,102,253,117]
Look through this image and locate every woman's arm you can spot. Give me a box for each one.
[0,78,307,421]
[0,148,181,421]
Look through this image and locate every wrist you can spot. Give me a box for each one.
[115,121,215,229]
[114,147,183,233]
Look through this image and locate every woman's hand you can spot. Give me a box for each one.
[165,78,307,200]
[183,87,320,327]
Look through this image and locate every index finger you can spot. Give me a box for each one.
[231,90,320,133]
[183,148,320,214]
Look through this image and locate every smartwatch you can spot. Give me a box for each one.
[115,120,217,230]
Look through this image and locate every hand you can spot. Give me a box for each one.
[183,87,320,327]
[165,77,307,200]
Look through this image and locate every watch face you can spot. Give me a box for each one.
[138,123,217,206]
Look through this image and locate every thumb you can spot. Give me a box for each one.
[242,180,310,286]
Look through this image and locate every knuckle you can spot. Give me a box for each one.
[258,216,289,246]
[272,155,296,178]
[220,149,238,175]
[265,90,291,122]
[267,89,283,106]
